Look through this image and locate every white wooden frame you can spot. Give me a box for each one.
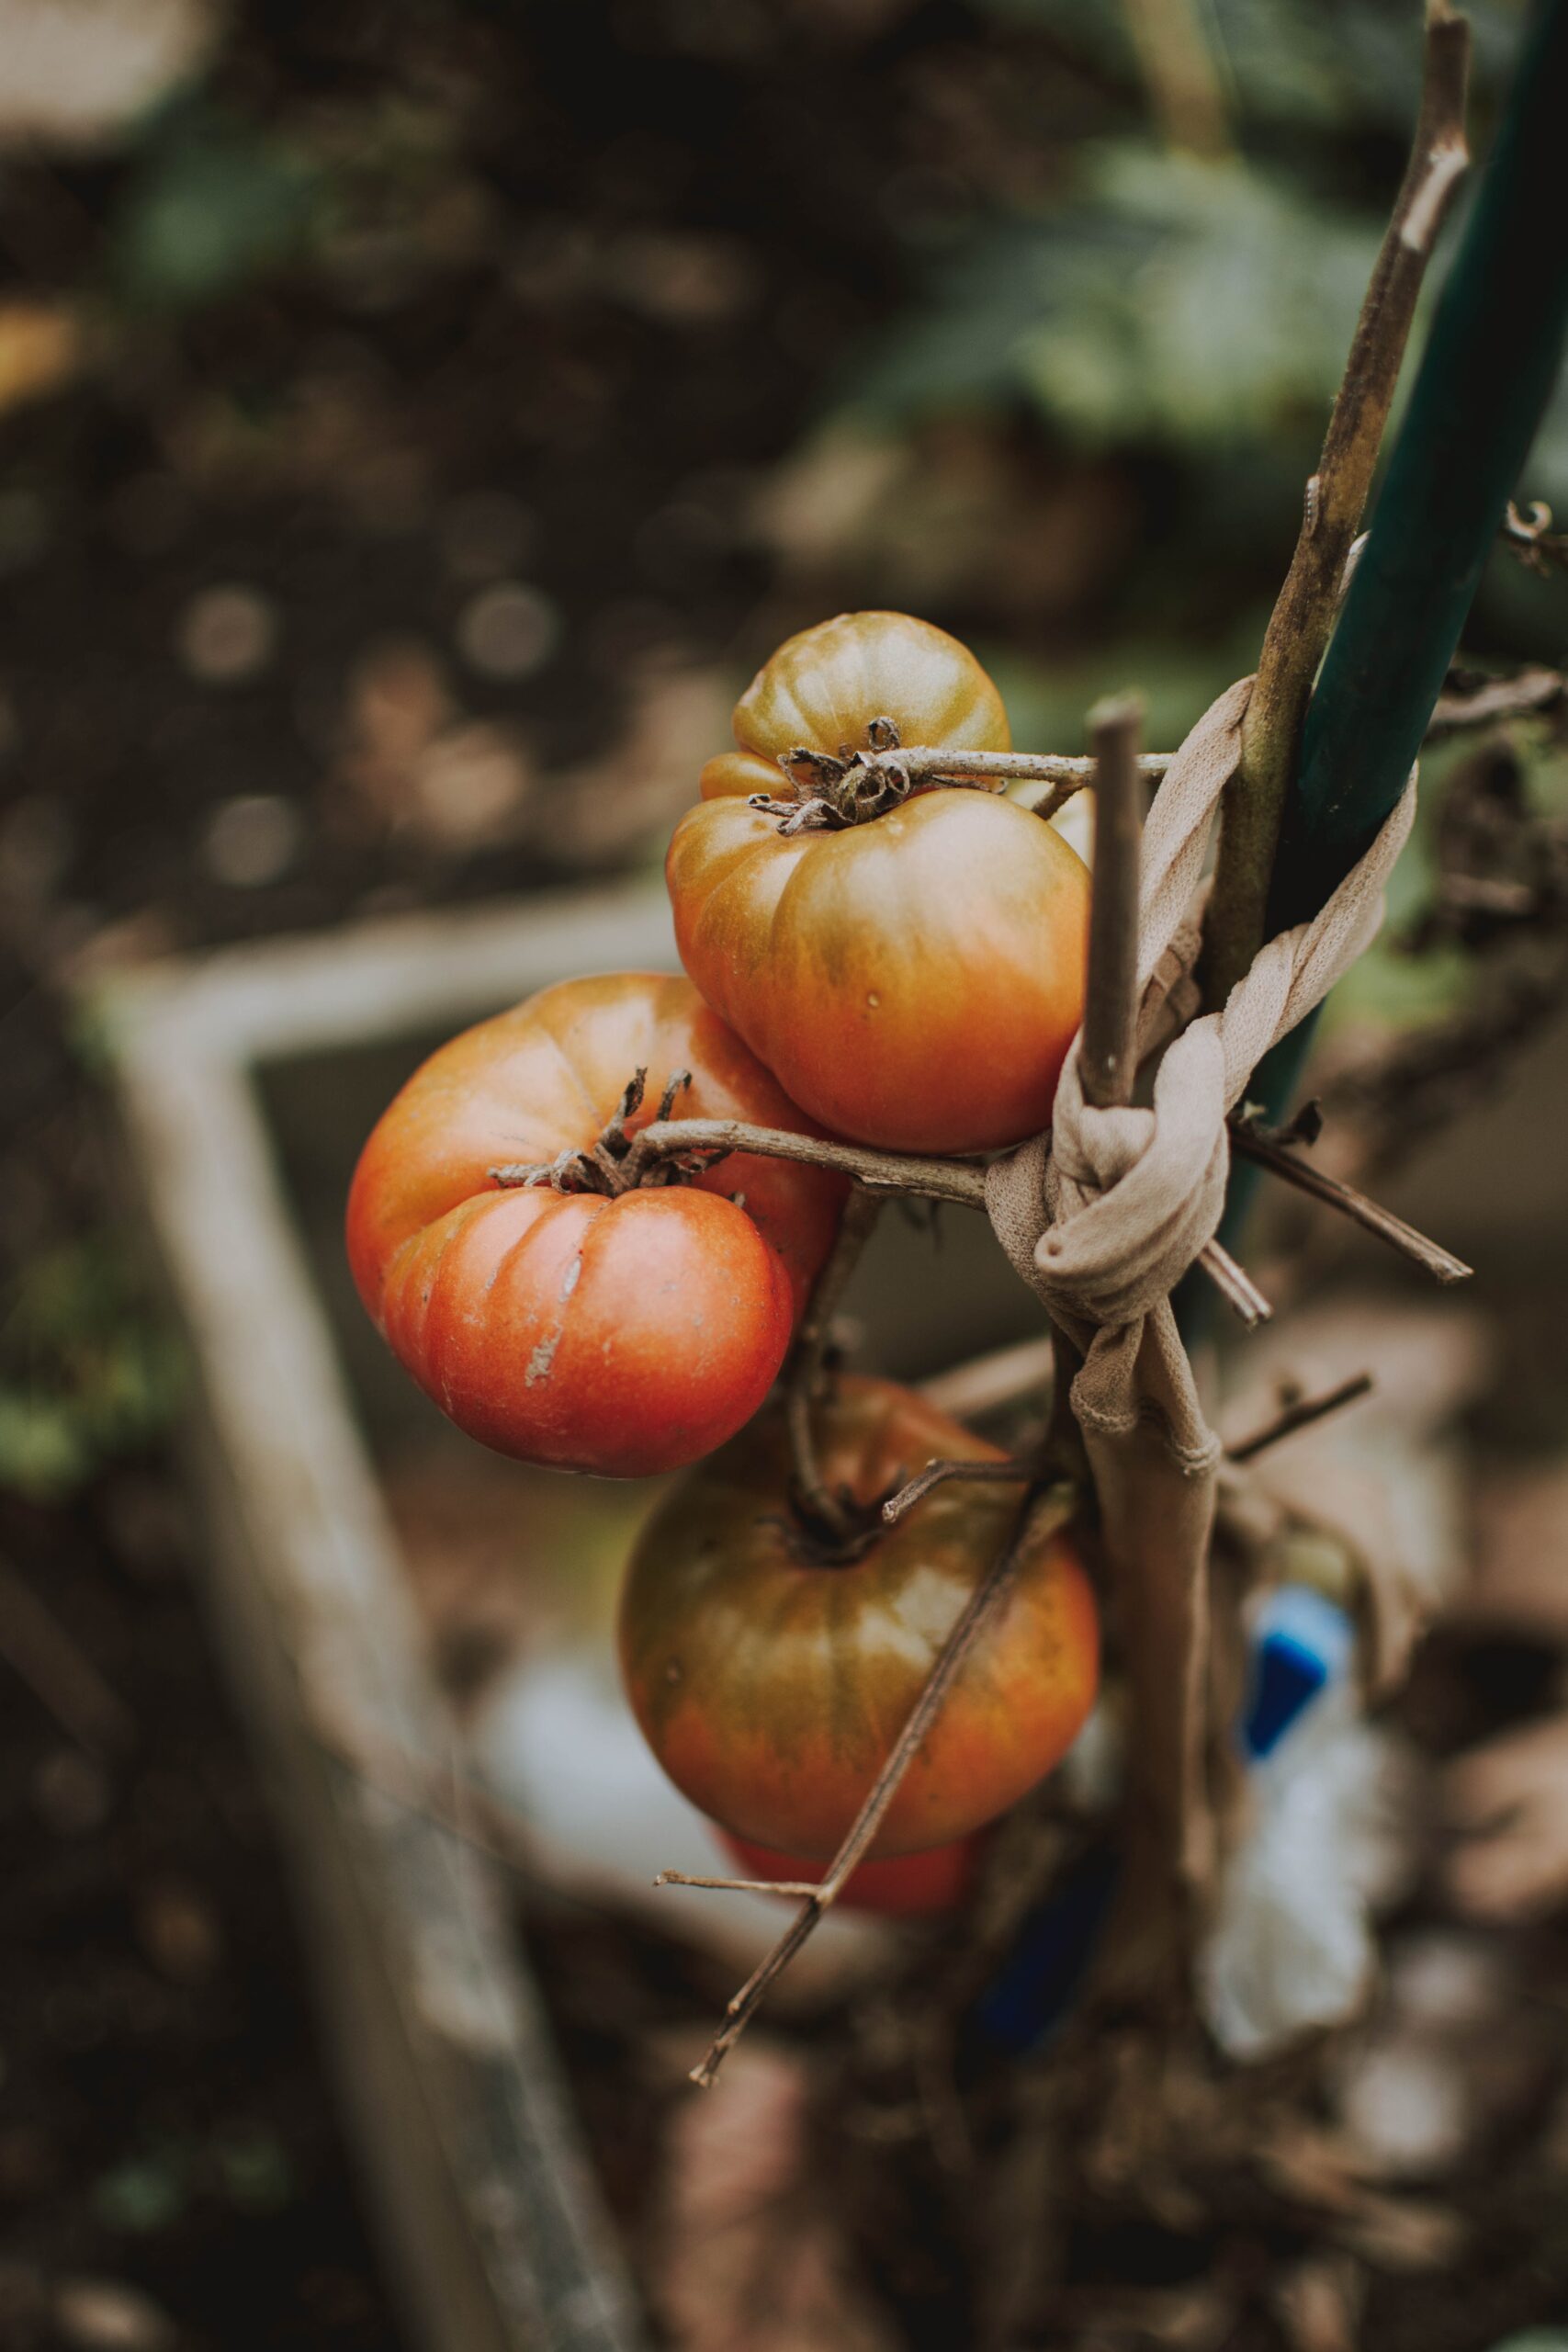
[97,886,684,2352]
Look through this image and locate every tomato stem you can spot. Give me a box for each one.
[783,1186,885,1549]
[750,741,1172,834]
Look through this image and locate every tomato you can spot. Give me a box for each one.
[618,1376,1099,1858]
[346,973,846,1478]
[667,610,1091,1156]
[716,1827,979,1917]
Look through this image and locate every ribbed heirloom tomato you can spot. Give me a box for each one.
[666,610,1092,1155]
[618,1377,1099,1859]
[346,973,846,1478]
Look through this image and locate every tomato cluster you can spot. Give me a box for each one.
[346,611,1098,1898]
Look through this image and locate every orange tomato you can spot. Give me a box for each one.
[346,973,846,1477]
[667,610,1091,1155]
[618,1376,1099,1857]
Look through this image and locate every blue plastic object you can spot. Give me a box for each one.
[1240,1585,1354,1761]
[968,1586,1354,2055]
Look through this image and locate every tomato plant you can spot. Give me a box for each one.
[619,1376,1099,1858]
[667,609,1091,1155]
[346,972,846,1477]
[716,1827,980,1917]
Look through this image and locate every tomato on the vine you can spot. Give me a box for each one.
[667,610,1091,1156]
[346,972,846,1478]
[618,1376,1099,1858]
[716,1827,980,1917]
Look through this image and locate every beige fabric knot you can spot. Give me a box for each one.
[985,673,1417,1471]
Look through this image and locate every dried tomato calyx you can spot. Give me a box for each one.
[488,1068,721,1197]
[747,716,997,836]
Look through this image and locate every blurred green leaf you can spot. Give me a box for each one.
[842,148,1382,451]
[0,1237,184,1501]
[979,0,1519,133]
[113,104,315,308]
[216,2127,296,2212]
[95,2144,190,2234]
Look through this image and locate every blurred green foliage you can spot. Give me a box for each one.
[0,1238,184,1499]
[851,146,1383,450]
[983,0,1521,131]
[842,0,1568,502]
[111,99,315,309]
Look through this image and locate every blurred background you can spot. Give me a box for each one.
[3,3,1567,2346]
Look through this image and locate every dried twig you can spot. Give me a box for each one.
[1202,2,1472,1004]
[1080,695,1145,1113]
[1197,1238,1273,1328]
[881,746,1170,793]
[784,1187,884,1540]
[1229,1115,1472,1283]
[499,1121,990,1206]
[1426,664,1564,737]
[674,1483,1073,2087]
[1225,1371,1376,1464]
[879,1453,1036,1527]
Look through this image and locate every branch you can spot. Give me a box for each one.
[1426,664,1564,738]
[499,1121,990,1206]
[1225,1371,1375,1464]
[1195,1237,1273,1328]
[880,1453,1036,1527]
[1201,2,1472,1005]
[679,1481,1075,2088]
[827,745,1170,794]
[1080,694,1145,1114]
[784,1186,884,1541]
[1228,1115,1472,1283]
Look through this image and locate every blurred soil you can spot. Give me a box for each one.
[0,1468,404,2352]
[1,6,1063,2338]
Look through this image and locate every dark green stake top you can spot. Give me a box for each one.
[1189,0,1568,1326]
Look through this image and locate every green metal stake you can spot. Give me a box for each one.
[1185,0,1568,1326]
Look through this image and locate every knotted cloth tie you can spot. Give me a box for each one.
[985,673,1416,1469]
[984,674,1416,1931]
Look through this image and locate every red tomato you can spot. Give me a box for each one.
[346,973,846,1477]
[618,1376,1099,1857]
[716,1827,979,1917]
[667,610,1091,1155]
